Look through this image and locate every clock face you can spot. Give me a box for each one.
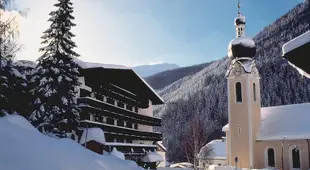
[234,67,242,76]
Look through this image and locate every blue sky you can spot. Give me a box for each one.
[15,0,304,67]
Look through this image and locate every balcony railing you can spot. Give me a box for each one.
[80,120,162,141]
[77,97,161,126]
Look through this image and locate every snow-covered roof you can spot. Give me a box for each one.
[0,115,146,170]
[282,30,310,55]
[222,124,229,132]
[228,36,256,59]
[79,128,106,145]
[142,152,164,163]
[199,139,226,160]
[234,15,246,26]
[223,103,310,141]
[132,70,165,104]
[110,147,125,160]
[74,57,130,70]
[75,58,164,105]
[229,36,255,48]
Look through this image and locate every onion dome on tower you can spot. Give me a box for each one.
[227,2,256,60]
[226,1,258,77]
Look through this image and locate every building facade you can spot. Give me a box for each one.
[223,2,310,170]
[75,62,164,166]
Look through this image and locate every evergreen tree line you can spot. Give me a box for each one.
[0,0,81,140]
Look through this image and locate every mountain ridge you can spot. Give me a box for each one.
[132,63,179,77]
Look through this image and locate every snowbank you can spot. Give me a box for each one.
[79,127,105,145]
[0,115,143,170]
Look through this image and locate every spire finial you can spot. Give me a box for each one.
[237,0,241,14]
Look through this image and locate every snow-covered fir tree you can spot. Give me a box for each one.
[12,60,36,118]
[30,0,81,139]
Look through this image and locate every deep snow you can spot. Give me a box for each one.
[0,115,144,170]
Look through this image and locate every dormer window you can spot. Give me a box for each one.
[236,82,242,102]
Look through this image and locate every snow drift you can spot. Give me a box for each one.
[0,115,143,170]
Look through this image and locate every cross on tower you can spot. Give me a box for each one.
[237,0,241,14]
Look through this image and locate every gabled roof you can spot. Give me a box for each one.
[74,58,164,105]
[223,103,310,141]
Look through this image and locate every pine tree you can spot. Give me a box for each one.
[30,0,81,139]
[12,60,36,118]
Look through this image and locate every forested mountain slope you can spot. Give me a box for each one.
[145,62,212,90]
[153,1,310,162]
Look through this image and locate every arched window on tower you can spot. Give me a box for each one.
[236,82,242,102]
[292,147,301,169]
[267,148,275,167]
[253,83,256,101]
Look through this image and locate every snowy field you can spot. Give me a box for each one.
[0,115,144,170]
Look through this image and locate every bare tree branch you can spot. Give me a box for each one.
[180,114,215,170]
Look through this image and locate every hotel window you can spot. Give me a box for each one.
[117,119,124,127]
[105,134,114,142]
[236,82,242,102]
[106,117,114,125]
[117,138,123,143]
[126,121,133,128]
[127,105,133,111]
[134,123,138,129]
[80,89,90,97]
[127,139,133,143]
[94,115,101,122]
[267,148,275,167]
[134,107,139,113]
[253,83,257,102]
[107,97,114,105]
[95,93,103,101]
[117,101,124,108]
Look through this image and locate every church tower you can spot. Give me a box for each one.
[226,1,261,168]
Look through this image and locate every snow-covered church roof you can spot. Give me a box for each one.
[223,103,310,141]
